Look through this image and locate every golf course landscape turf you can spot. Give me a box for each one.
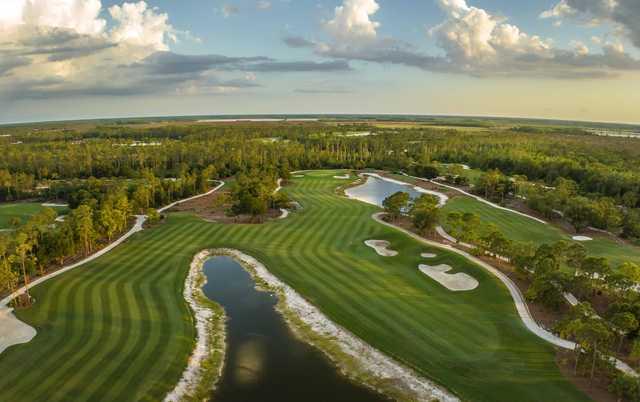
[0,203,68,229]
[0,171,590,402]
[442,196,640,266]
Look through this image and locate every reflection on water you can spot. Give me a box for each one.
[345,175,426,207]
[203,256,389,402]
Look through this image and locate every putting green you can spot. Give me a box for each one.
[0,172,589,402]
[0,203,67,230]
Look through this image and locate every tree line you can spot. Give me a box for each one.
[0,168,216,306]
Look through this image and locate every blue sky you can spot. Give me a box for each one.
[0,0,639,123]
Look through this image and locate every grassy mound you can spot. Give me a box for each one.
[0,171,589,402]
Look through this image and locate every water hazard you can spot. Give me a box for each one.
[202,256,389,402]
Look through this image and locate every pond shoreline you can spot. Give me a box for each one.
[165,251,227,402]
[209,248,458,402]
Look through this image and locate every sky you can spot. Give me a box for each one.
[0,0,639,124]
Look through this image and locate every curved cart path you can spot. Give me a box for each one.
[400,172,548,224]
[0,181,225,355]
[372,212,638,377]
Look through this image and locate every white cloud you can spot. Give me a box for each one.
[286,0,640,79]
[0,0,106,35]
[109,2,176,51]
[431,0,552,66]
[325,0,380,42]
[570,40,590,55]
[257,1,271,10]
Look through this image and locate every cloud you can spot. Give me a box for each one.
[325,0,380,42]
[4,0,107,35]
[1,0,350,100]
[541,0,640,49]
[221,4,239,18]
[0,55,31,75]
[109,2,176,51]
[282,35,316,48]
[257,1,271,10]
[249,60,351,72]
[285,0,640,79]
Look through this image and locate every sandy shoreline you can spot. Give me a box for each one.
[212,248,459,402]
[165,251,227,401]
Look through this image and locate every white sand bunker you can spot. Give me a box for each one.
[333,174,350,179]
[419,264,479,292]
[365,240,398,257]
[421,253,437,258]
[0,307,37,354]
[572,236,593,242]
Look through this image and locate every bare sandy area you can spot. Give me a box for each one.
[0,307,37,354]
[364,240,398,257]
[419,264,479,292]
[572,236,593,241]
[333,174,351,179]
[421,253,437,258]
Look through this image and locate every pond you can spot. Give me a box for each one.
[202,256,389,402]
[345,174,447,207]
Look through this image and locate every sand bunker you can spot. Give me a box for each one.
[421,253,437,258]
[572,236,593,242]
[365,240,398,257]
[419,264,479,291]
[333,174,350,179]
[0,307,37,354]
[293,175,305,178]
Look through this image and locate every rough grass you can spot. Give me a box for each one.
[0,171,589,402]
[0,203,67,229]
[442,196,640,266]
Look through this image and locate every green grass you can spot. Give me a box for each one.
[0,203,68,229]
[442,196,640,266]
[0,172,589,402]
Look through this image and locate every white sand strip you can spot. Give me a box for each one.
[278,208,289,219]
[421,253,437,258]
[293,175,305,178]
[41,203,69,207]
[563,292,579,307]
[572,236,592,242]
[0,182,226,356]
[333,174,350,179]
[364,240,398,257]
[419,264,479,291]
[372,212,638,377]
[215,249,459,402]
[0,308,37,354]
[164,251,225,401]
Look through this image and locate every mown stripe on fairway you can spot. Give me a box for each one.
[0,172,590,402]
